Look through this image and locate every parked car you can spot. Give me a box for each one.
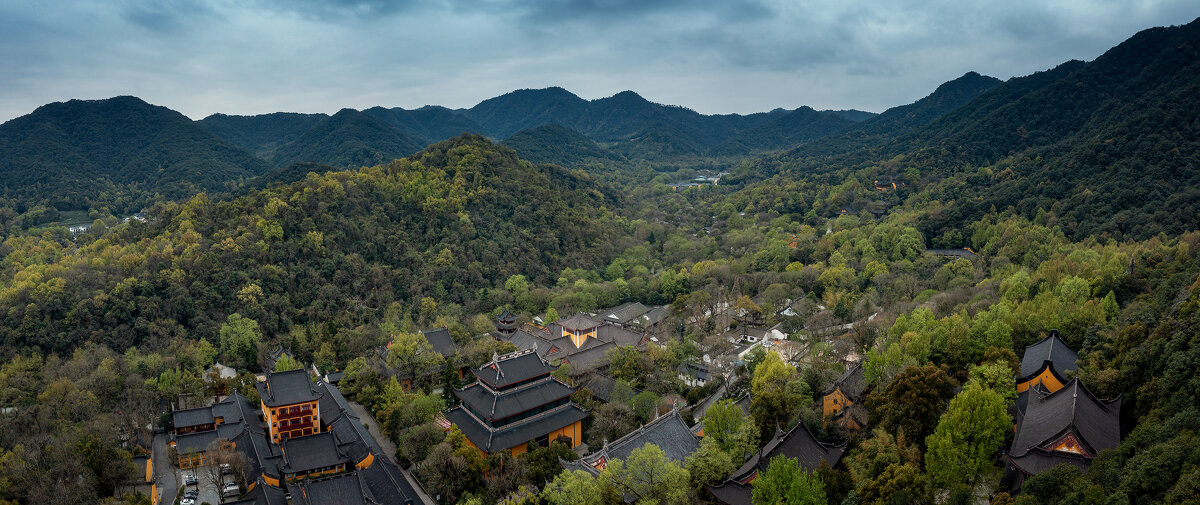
[180,497,195,505]
[219,463,233,475]
[222,483,240,497]
[184,474,197,486]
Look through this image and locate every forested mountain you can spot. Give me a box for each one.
[712,106,857,155]
[247,161,340,190]
[734,18,1200,241]
[501,124,631,171]
[0,96,271,212]
[363,105,485,144]
[0,135,620,354]
[269,108,429,168]
[197,112,328,157]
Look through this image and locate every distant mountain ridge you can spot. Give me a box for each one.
[0,96,272,211]
[268,109,427,168]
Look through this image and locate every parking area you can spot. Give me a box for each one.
[178,467,239,505]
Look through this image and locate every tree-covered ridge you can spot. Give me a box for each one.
[363,105,486,146]
[502,124,632,172]
[0,96,272,213]
[729,18,1200,241]
[197,111,329,158]
[268,108,430,168]
[0,135,621,355]
[711,106,857,156]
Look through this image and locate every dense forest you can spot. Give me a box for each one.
[0,15,1199,505]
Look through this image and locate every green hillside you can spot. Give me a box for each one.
[0,135,620,354]
[269,109,429,168]
[0,96,272,213]
[197,112,328,157]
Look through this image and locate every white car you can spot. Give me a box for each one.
[222,483,240,497]
[180,497,196,505]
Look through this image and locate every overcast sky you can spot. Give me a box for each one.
[1,0,1198,122]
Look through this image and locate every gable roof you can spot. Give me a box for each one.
[257,369,322,407]
[567,409,701,476]
[600,409,700,463]
[457,378,576,422]
[1010,378,1120,461]
[445,402,589,453]
[599,303,652,326]
[280,432,349,474]
[824,364,865,399]
[174,406,216,428]
[729,422,847,482]
[558,313,601,332]
[472,350,558,389]
[1019,330,1079,379]
[420,328,457,357]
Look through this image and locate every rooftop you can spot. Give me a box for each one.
[421,327,458,357]
[472,350,558,390]
[281,432,348,474]
[558,313,602,332]
[1019,330,1079,379]
[257,369,322,407]
[824,364,865,399]
[1010,378,1120,461]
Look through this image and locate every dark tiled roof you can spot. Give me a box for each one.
[729,423,846,482]
[445,403,589,453]
[591,409,700,464]
[257,369,322,407]
[292,473,369,505]
[472,350,557,389]
[457,379,575,422]
[1009,448,1094,476]
[596,324,645,348]
[706,480,753,505]
[579,373,640,403]
[1010,378,1120,460]
[598,303,651,325]
[359,457,419,505]
[495,328,546,352]
[679,362,713,381]
[421,328,458,357]
[640,306,670,328]
[174,406,216,428]
[1019,330,1079,379]
[280,432,348,474]
[824,364,865,400]
[558,313,601,332]
[556,341,616,371]
[175,430,219,453]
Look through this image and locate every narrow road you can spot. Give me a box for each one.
[347,400,398,462]
[152,431,178,505]
[346,400,437,505]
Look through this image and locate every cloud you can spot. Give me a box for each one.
[0,0,1198,122]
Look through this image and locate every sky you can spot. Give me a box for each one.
[1,0,1198,122]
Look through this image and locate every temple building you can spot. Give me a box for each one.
[444,349,589,456]
[561,409,700,476]
[1016,330,1078,394]
[256,369,322,443]
[492,312,647,373]
[706,424,847,505]
[1004,378,1120,491]
[821,364,866,431]
[169,370,420,504]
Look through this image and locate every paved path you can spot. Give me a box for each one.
[151,432,178,505]
[346,400,437,505]
[347,400,399,462]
